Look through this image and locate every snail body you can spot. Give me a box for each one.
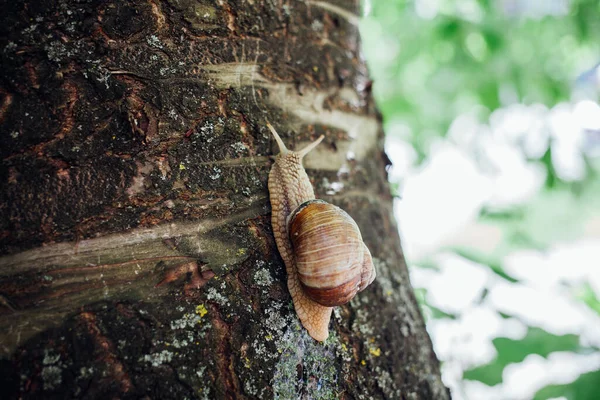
[267,123,375,341]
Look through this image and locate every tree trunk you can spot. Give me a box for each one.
[0,1,449,399]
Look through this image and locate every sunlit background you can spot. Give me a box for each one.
[361,0,600,399]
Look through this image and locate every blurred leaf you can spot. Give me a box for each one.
[449,247,519,283]
[540,147,558,188]
[389,181,401,198]
[425,304,456,321]
[436,18,462,38]
[413,287,456,321]
[413,287,427,304]
[534,368,600,400]
[479,182,600,251]
[482,28,504,52]
[573,282,600,316]
[464,327,584,386]
[479,80,501,110]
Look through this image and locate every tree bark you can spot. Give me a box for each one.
[0,0,449,399]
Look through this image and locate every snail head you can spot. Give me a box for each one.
[266,122,324,159]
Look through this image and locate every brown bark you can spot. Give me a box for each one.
[0,0,449,399]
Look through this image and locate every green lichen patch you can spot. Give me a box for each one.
[273,326,341,400]
[253,262,274,287]
[41,349,66,391]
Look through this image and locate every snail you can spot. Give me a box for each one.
[267,123,376,341]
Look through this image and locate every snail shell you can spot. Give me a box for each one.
[288,199,375,307]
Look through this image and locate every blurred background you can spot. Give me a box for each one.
[360,0,600,399]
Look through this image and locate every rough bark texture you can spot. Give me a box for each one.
[0,0,449,399]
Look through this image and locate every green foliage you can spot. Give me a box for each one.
[534,369,600,400]
[479,180,600,251]
[362,0,600,398]
[464,328,585,386]
[449,247,518,283]
[415,288,457,321]
[574,282,600,316]
[362,0,600,154]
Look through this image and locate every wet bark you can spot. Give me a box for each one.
[0,0,449,399]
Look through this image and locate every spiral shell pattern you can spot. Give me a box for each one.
[287,200,376,307]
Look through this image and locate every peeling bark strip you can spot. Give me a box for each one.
[0,0,449,399]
